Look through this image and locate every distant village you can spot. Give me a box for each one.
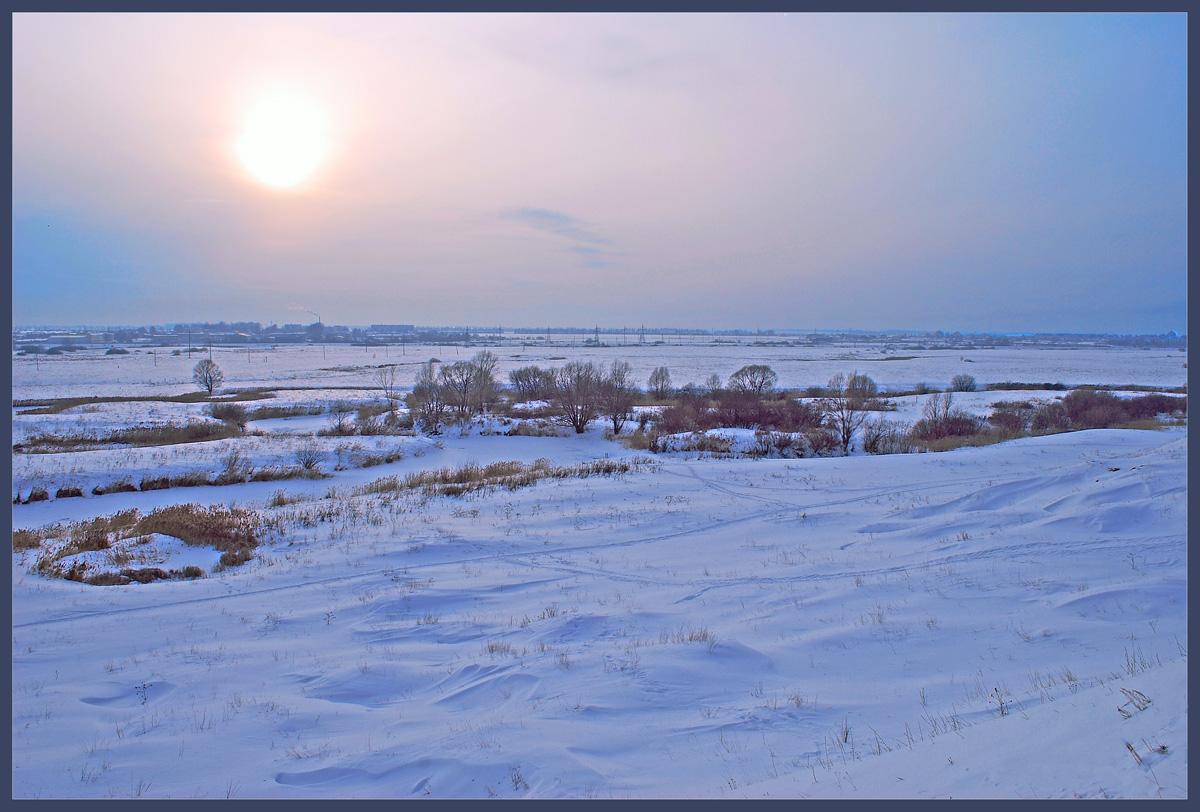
[9,321,1187,355]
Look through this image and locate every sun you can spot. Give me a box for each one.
[235,90,330,189]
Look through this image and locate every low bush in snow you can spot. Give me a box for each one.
[910,393,988,444]
[205,402,248,428]
[19,504,263,584]
[92,480,138,496]
[861,418,918,455]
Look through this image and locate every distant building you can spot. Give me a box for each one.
[370,324,415,333]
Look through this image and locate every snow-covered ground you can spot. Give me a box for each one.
[10,347,1188,799]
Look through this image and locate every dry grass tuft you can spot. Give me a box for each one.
[12,529,43,551]
[16,421,244,453]
[21,504,263,584]
[354,457,654,499]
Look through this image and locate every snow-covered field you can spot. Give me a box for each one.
[10,345,1187,799]
[11,341,1189,401]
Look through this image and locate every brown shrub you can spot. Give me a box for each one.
[802,428,842,457]
[911,413,987,442]
[20,421,242,452]
[139,475,171,491]
[1125,393,1186,420]
[1063,390,1127,429]
[245,403,324,420]
[83,572,130,586]
[918,433,1013,453]
[219,548,253,568]
[988,409,1028,433]
[861,419,917,455]
[93,480,138,496]
[121,567,171,584]
[12,529,42,551]
[134,504,261,556]
[1031,401,1070,432]
[658,403,706,434]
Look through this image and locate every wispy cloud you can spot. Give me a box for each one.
[504,207,620,270]
[567,244,613,270]
[505,207,608,245]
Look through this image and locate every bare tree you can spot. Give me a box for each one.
[923,391,954,423]
[599,360,637,434]
[327,400,355,435]
[727,364,778,395]
[552,361,603,433]
[509,365,549,400]
[439,361,477,417]
[823,371,877,454]
[373,364,402,412]
[410,359,448,433]
[950,373,977,392]
[434,351,501,418]
[704,373,724,396]
[192,359,224,396]
[648,366,673,400]
[469,350,500,414]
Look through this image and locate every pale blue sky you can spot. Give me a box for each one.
[12,12,1187,333]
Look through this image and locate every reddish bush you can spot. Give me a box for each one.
[1031,401,1070,432]
[911,413,987,441]
[1063,390,1127,428]
[988,409,1027,433]
[1124,393,1186,420]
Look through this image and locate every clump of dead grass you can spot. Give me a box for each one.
[15,421,245,453]
[21,504,263,584]
[354,457,655,499]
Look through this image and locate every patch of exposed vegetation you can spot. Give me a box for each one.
[19,504,264,584]
[245,403,326,421]
[859,390,1188,455]
[13,388,277,416]
[354,457,657,499]
[14,421,248,453]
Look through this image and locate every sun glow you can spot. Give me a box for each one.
[236,90,330,189]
